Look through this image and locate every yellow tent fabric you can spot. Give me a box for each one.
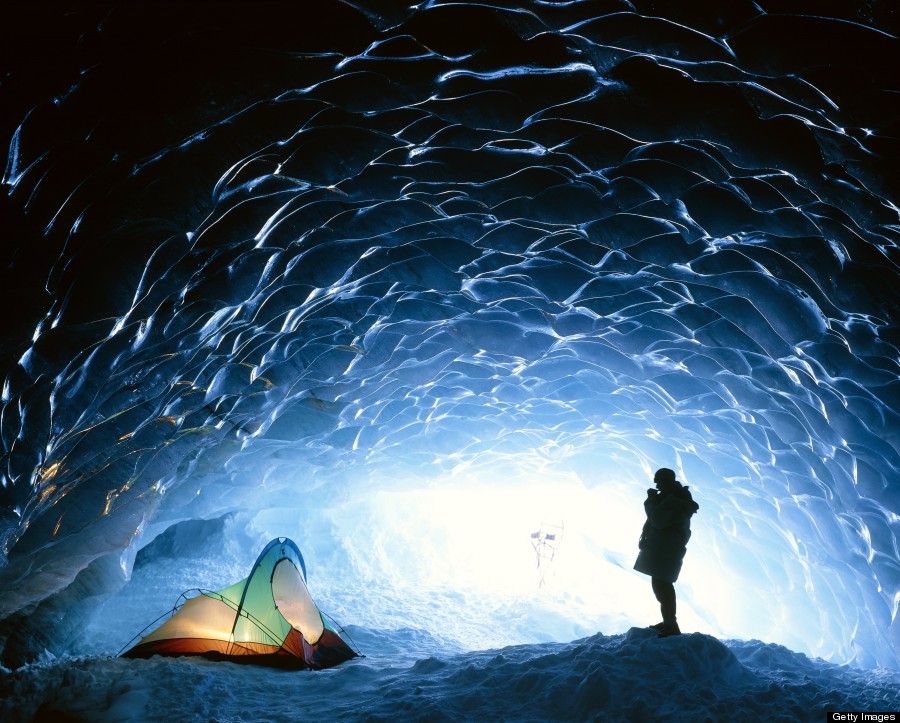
[122,537,356,669]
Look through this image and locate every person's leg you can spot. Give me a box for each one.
[651,577,679,634]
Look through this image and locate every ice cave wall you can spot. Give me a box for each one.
[0,1,898,668]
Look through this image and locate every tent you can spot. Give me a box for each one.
[121,537,358,669]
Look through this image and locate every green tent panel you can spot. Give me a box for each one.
[122,537,357,669]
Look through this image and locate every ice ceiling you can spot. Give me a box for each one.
[1,1,898,669]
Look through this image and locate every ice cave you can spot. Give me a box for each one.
[1,1,898,720]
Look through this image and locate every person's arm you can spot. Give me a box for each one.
[650,495,694,528]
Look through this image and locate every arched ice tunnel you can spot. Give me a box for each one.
[0,0,898,670]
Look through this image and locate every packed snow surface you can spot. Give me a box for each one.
[3,519,900,721]
[4,629,900,722]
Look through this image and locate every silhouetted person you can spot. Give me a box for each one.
[633,468,699,637]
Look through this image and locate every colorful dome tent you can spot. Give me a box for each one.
[121,537,358,669]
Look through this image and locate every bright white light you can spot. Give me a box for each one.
[243,448,863,663]
[305,465,676,648]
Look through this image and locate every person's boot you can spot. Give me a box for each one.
[649,622,667,631]
[657,620,681,638]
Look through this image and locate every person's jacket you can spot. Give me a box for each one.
[633,481,699,583]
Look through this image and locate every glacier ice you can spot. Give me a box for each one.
[0,0,898,678]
